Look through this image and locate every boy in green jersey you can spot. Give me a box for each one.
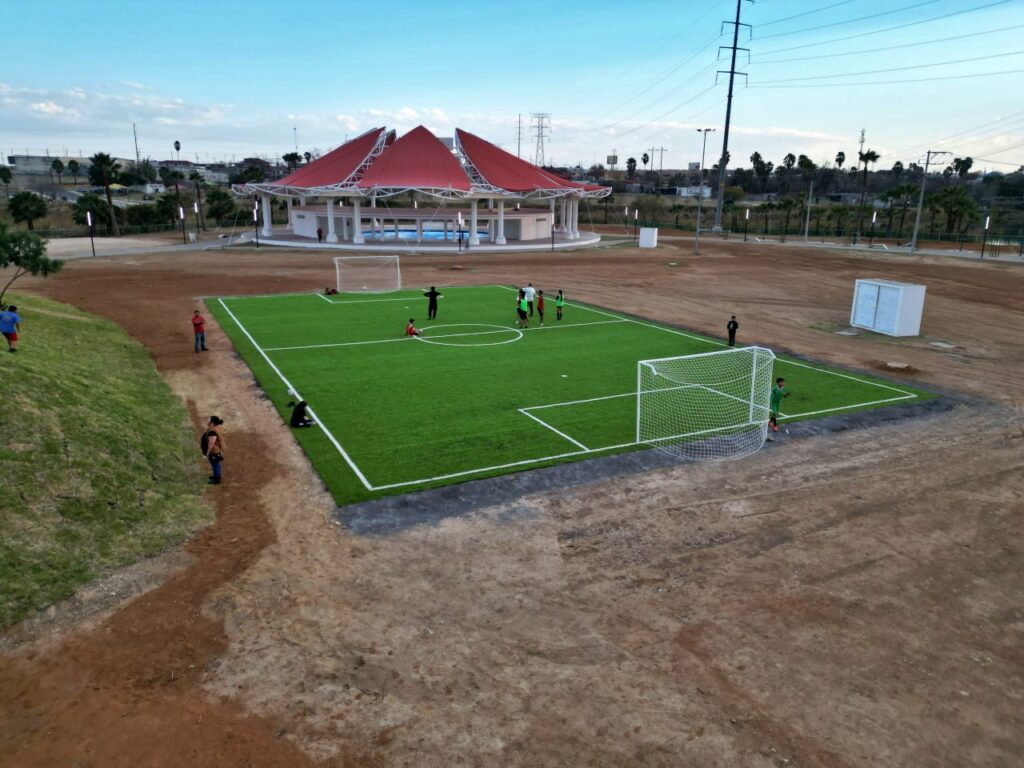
[555,289,565,321]
[516,290,529,328]
[768,377,788,439]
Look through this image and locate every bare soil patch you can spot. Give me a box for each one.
[1,239,1021,766]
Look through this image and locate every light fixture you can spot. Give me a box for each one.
[178,206,185,220]
[86,210,92,226]
[194,201,199,213]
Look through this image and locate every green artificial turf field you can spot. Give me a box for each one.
[210,284,933,505]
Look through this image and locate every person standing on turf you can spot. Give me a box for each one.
[536,290,545,326]
[1,305,21,353]
[727,315,739,347]
[424,286,442,320]
[201,416,225,484]
[523,283,536,317]
[555,290,565,321]
[192,309,209,353]
[768,377,788,439]
[516,290,529,328]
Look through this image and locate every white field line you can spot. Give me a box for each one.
[325,295,429,304]
[263,319,627,352]
[316,292,333,303]
[779,394,917,420]
[216,298,375,491]
[517,408,590,451]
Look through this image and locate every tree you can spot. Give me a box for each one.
[626,157,637,180]
[783,153,796,170]
[778,196,798,242]
[0,166,11,197]
[189,171,207,230]
[933,186,979,234]
[893,183,918,237]
[71,193,112,230]
[51,159,65,186]
[139,160,157,183]
[890,160,904,180]
[155,192,183,225]
[855,148,880,239]
[87,153,122,237]
[641,152,650,175]
[0,223,63,307]
[204,188,238,223]
[8,191,47,230]
[228,165,266,184]
[303,151,312,164]
[760,201,775,234]
[797,154,817,191]
[67,159,81,184]
[282,152,302,170]
[952,156,974,179]
[835,151,845,170]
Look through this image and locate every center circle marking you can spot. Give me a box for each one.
[415,323,523,347]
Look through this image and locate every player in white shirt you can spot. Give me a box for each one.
[523,283,536,317]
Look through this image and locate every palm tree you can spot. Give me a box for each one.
[760,201,776,235]
[67,159,80,184]
[282,152,302,170]
[778,196,798,242]
[189,170,206,230]
[855,148,880,240]
[894,183,917,238]
[835,151,845,171]
[303,151,312,164]
[87,152,122,236]
[9,191,47,229]
[0,166,11,197]
[952,157,974,180]
[832,204,849,237]
[51,159,65,186]
[626,157,637,179]
[641,152,650,176]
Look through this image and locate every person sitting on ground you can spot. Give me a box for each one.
[289,400,315,428]
[324,287,338,295]
[406,318,422,337]
[1,305,21,353]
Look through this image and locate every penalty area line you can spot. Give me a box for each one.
[216,298,376,492]
[517,408,590,451]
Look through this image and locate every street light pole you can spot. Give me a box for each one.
[694,128,716,255]
[633,208,639,244]
[86,210,96,257]
[909,150,950,253]
[869,210,877,247]
[193,201,201,241]
[980,215,990,259]
[178,206,187,244]
[743,207,749,242]
[253,201,260,248]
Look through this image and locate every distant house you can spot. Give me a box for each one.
[6,154,96,176]
[660,185,712,198]
[140,183,166,195]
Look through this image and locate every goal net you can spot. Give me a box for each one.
[637,346,776,462]
[333,255,401,293]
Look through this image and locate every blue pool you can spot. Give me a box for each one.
[362,229,490,241]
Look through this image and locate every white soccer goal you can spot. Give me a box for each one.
[333,255,402,293]
[637,346,776,462]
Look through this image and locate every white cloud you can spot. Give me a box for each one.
[120,80,153,91]
[30,101,80,119]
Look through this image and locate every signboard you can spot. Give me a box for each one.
[606,155,618,166]
[688,162,701,171]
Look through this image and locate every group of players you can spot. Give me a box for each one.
[405,284,566,337]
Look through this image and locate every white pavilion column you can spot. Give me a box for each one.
[559,198,568,233]
[325,198,338,243]
[469,199,480,246]
[340,202,349,240]
[299,195,307,206]
[416,218,423,244]
[570,198,579,239]
[260,194,273,236]
[285,197,294,231]
[496,200,507,245]
[352,199,365,244]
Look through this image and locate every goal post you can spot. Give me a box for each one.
[333,255,402,293]
[636,346,776,462]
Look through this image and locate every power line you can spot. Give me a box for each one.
[754,0,1011,56]
[752,24,1024,64]
[609,84,721,139]
[600,60,720,133]
[756,0,939,41]
[898,111,1024,157]
[754,49,1024,84]
[748,67,1024,88]
[757,0,854,29]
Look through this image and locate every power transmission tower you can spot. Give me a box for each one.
[531,113,550,167]
[515,114,524,158]
[712,0,752,231]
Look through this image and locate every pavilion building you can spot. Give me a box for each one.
[233,125,610,249]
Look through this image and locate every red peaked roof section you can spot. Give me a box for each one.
[457,128,576,193]
[274,127,386,188]
[358,125,471,191]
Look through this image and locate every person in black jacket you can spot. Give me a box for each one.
[727,315,739,347]
[290,400,314,428]
[424,287,442,320]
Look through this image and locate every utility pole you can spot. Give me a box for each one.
[712,0,751,231]
[695,128,716,255]
[909,150,951,253]
[294,126,299,152]
[803,181,814,241]
[515,114,524,158]
[132,123,141,167]
[531,113,550,167]
[654,146,668,174]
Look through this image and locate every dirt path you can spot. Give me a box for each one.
[1,240,1021,766]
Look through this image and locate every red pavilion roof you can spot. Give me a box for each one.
[273,127,387,189]
[456,128,572,193]
[358,126,470,192]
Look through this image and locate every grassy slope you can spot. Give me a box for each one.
[210,286,934,506]
[0,293,211,627]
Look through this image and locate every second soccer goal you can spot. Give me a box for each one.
[636,346,776,462]
[333,255,402,293]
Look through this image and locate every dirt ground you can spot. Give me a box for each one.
[1,238,1022,767]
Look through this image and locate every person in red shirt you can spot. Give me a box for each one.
[536,290,545,326]
[192,309,208,353]
[405,318,422,337]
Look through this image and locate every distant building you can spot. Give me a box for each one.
[140,183,166,195]
[6,154,96,176]
[660,185,712,198]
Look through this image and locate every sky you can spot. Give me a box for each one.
[2,0,1023,173]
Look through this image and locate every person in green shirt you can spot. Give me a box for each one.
[768,377,788,439]
[555,289,565,321]
[516,290,529,328]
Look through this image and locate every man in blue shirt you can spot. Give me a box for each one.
[0,305,20,353]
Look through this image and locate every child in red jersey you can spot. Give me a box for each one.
[405,318,422,336]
